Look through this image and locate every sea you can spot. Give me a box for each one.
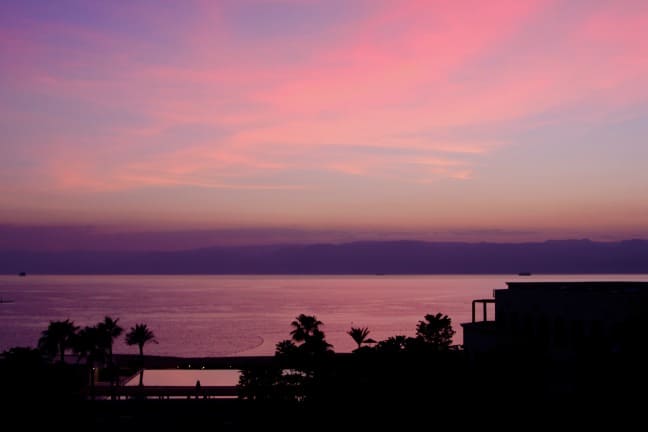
[2,274,647,357]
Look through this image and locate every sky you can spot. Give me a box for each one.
[2,0,648,250]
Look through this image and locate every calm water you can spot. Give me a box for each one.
[1,274,647,357]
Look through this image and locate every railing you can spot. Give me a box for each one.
[90,385,238,400]
[471,299,496,323]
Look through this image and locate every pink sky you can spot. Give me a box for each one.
[2,0,648,246]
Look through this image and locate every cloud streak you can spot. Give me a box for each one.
[2,1,648,239]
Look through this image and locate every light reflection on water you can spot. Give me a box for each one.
[1,274,646,356]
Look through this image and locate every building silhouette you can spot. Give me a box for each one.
[462,281,648,357]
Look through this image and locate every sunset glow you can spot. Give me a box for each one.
[2,0,648,247]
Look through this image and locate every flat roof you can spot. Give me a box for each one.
[504,281,648,293]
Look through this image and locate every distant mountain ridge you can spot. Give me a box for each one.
[1,239,647,274]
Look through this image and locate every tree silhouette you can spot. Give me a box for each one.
[415,313,455,350]
[238,367,284,401]
[38,319,79,363]
[72,326,104,399]
[125,323,157,358]
[289,314,333,356]
[125,323,158,386]
[1,346,44,368]
[375,335,411,353]
[275,339,298,357]
[1,347,49,401]
[96,316,123,370]
[290,314,324,343]
[240,314,334,403]
[97,316,123,395]
[347,326,372,350]
[73,326,104,364]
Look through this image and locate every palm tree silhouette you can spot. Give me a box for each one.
[38,319,79,363]
[97,316,123,395]
[73,325,105,399]
[288,314,333,356]
[347,326,373,350]
[125,323,158,386]
[96,316,123,370]
[290,314,324,343]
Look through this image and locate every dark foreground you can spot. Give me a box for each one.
[5,389,644,432]
[3,350,647,431]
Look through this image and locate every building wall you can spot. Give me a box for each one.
[462,321,496,354]
[494,282,648,356]
[462,282,648,355]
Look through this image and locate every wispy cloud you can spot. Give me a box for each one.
[2,1,648,238]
